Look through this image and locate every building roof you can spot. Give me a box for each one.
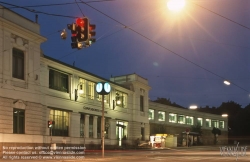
[42,54,130,90]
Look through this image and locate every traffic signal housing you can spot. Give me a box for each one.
[48,120,53,128]
[67,23,80,49]
[76,17,89,42]
[88,24,96,45]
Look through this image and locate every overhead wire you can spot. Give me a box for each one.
[0,1,78,18]
[79,0,250,94]
[75,0,85,17]
[192,2,250,31]
[6,0,116,9]
[1,1,250,106]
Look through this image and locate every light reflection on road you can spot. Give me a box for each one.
[83,147,250,162]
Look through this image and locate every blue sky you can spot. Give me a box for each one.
[2,0,250,108]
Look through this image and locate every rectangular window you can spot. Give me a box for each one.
[140,95,144,112]
[97,117,101,138]
[116,91,127,108]
[169,113,177,123]
[12,48,24,80]
[158,111,165,121]
[197,118,203,126]
[105,119,109,139]
[13,109,25,134]
[88,81,95,99]
[80,114,84,137]
[219,121,225,129]
[50,110,69,136]
[178,115,185,124]
[212,120,218,128]
[49,69,69,93]
[206,119,211,127]
[141,127,145,140]
[148,109,154,120]
[186,116,194,125]
[97,94,110,104]
[79,78,86,98]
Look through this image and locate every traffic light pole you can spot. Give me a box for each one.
[102,94,104,158]
[50,127,52,144]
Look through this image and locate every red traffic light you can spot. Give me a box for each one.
[48,120,53,128]
[76,18,84,27]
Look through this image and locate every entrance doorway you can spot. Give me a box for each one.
[116,121,127,146]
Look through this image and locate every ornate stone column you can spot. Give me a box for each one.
[93,116,98,138]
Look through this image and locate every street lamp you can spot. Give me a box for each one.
[224,80,230,85]
[167,0,186,12]
[189,105,197,109]
[96,82,111,158]
[222,114,228,117]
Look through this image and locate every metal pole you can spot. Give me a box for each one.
[102,94,104,158]
[50,127,52,144]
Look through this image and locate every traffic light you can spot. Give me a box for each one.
[67,23,80,49]
[48,120,53,128]
[87,24,96,45]
[76,17,89,42]
[60,29,67,39]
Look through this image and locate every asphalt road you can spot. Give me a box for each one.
[1,146,249,162]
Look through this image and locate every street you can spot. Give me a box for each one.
[1,146,249,162]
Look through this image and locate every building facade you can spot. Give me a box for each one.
[149,102,228,146]
[0,6,228,155]
[0,7,151,152]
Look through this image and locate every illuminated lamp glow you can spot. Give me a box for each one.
[189,105,197,109]
[116,100,121,105]
[222,114,228,117]
[224,80,230,85]
[167,0,186,12]
[76,18,84,27]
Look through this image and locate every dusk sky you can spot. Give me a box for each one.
[2,0,250,108]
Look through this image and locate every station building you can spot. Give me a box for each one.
[0,6,228,154]
[0,6,150,151]
[149,102,228,147]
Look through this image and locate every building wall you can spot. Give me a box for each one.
[149,102,228,146]
[0,5,229,155]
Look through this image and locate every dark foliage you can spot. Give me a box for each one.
[191,124,202,135]
[153,97,184,108]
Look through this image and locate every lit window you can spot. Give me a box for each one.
[49,69,69,93]
[12,48,24,80]
[49,110,69,136]
[97,94,109,104]
[88,81,95,99]
[80,114,84,137]
[169,113,177,123]
[79,78,86,97]
[212,120,219,128]
[178,115,185,124]
[206,119,211,127]
[219,121,225,129]
[148,109,154,120]
[186,116,194,125]
[197,118,203,126]
[116,91,127,108]
[158,111,165,121]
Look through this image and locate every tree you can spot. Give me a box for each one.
[191,124,202,135]
[212,127,221,145]
[153,97,184,108]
